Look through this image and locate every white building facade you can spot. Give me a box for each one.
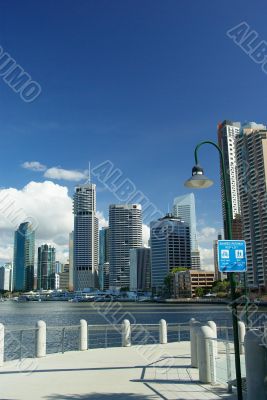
[109,204,142,290]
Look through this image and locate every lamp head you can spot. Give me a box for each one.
[184,164,214,189]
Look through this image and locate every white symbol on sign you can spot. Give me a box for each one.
[235,250,243,259]
[221,250,229,259]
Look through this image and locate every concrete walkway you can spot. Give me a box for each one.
[0,342,237,400]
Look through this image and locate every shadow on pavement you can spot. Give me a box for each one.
[45,394,158,399]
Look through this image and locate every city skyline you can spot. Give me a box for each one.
[2,2,267,274]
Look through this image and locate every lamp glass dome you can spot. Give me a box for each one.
[184,164,214,189]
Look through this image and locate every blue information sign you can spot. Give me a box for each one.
[218,240,247,273]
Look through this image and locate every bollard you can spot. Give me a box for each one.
[0,323,4,367]
[207,320,218,357]
[190,320,201,367]
[79,319,88,351]
[122,319,131,347]
[245,329,267,399]
[238,321,246,355]
[35,320,46,358]
[159,319,167,344]
[197,325,216,383]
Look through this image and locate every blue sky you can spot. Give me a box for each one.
[1,0,267,264]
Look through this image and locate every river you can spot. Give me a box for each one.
[0,301,265,361]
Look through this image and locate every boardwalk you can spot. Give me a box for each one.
[0,342,238,400]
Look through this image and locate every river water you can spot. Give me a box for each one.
[0,301,265,361]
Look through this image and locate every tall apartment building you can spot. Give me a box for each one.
[218,120,242,239]
[37,244,56,290]
[130,247,151,292]
[236,122,267,290]
[73,184,99,291]
[109,204,142,290]
[150,214,191,292]
[13,222,35,292]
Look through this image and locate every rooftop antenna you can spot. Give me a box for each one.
[85,161,91,184]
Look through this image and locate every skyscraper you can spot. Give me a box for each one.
[173,193,200,268]
[218,120,242,239]
[99,227,109,290]
[73,184,99,291]
[13,222,35,292]
[150,214,191,292]
[130,247,151,292]
[37,244,56,290]
[69,231,74,291]
[0,263,13,291]
[109,204,142,290]
[236,122,267,290]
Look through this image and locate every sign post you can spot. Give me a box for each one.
[218,240,247,273]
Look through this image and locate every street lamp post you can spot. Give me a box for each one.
[185,140,243,400]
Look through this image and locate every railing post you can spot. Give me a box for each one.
[238,321,246,355]
[159,319,167,344]
[190,319,201,367]
[35,320,46,358]
[79,319,88,351]
[207,320,217,357]
[197,325,216,383]
[122,319,131,347]
[0,323,4,367]
[245,329,267,400]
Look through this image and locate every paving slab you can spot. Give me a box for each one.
[0,342,238,400]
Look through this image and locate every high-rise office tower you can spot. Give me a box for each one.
[173,193,200,268]
[218,120,242,239]
[0,263,13,291]
[13,222,35,292]
[150,214,191,292]
[109,204,142,290]
[99,227,109,290]
[73,184,99,291]
[236,122,267,290]
[130,247,151,292]
[37,244,56,290]
[69,231,74,291]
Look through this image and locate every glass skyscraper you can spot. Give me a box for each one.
[173,193,198,251]
[37,244,56,290]
[13,222,35,292]
[99,227,109,290]
[150,214,191,292]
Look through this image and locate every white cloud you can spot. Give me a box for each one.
[21,161,47,172]
[96,211,108,229]
[44,167,87,182]
[0,181,73,264]
[199,247,215,271]
[142,224,150,247]
[197,226,218,271]
[0,181,110,265]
